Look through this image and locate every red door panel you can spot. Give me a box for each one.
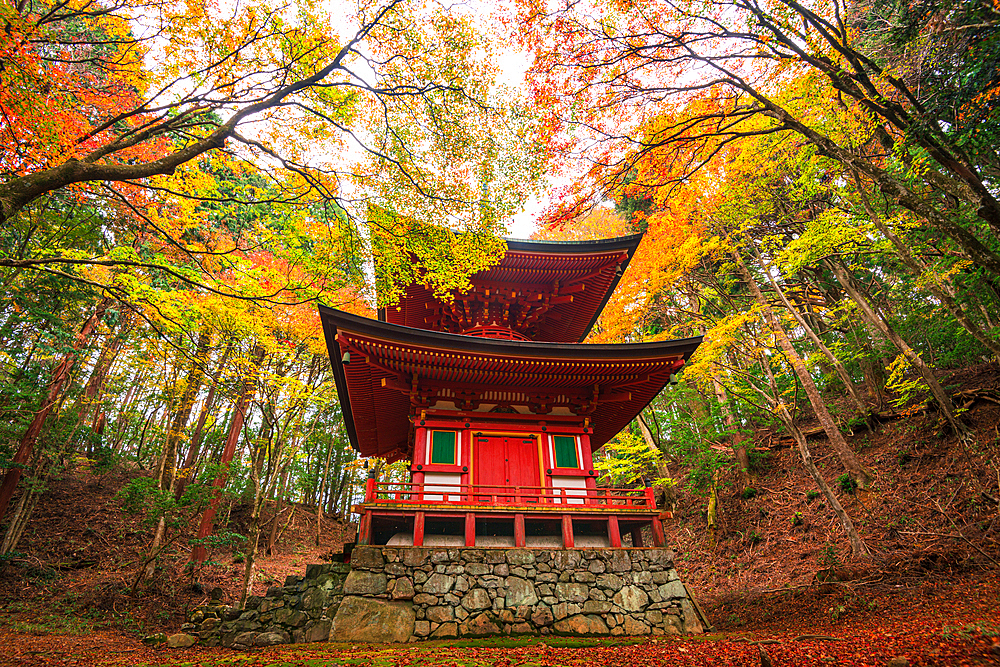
[508,437,541,500]
[474,435,505,489]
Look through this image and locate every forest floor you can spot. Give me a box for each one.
[0,364,999,665]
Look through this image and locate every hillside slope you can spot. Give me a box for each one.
[0,365,997,639]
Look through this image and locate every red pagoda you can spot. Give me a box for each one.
[319,235,701,551]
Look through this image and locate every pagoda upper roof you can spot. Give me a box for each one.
[379,234,643,344]
[320,305,702,462]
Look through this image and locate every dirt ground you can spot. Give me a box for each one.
[0,571,997,666]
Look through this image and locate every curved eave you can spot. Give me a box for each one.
[377,233,643,343]
[321,305,702,461]
[329,304,699,362]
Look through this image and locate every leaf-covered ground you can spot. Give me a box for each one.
[1,570,998,667]
[2,367,998,666]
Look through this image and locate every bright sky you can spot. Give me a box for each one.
[495,46,545,240]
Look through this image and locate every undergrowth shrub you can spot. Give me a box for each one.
[837,473,858,494]
[747,450,772,473]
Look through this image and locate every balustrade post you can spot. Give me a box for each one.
[364,469,377,502]
[643,478,656,508]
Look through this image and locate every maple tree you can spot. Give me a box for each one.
[0,0,553,551]
[1,0,544,318]
[516,0,1000,275]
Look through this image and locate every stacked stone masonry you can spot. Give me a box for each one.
[183,562,351,649]
[183,546,703,648]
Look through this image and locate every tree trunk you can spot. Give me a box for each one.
[761,360,868,559]
[141,328,211,582]
[239,436,268,609]
[0,457,51,554]
[734,251,871,488]
[266,466,291,556]
[825,259,965,435]
[852,325,888,411]
[711,376,750,485]
[182,342,233,482]
[751,246,873,428]
[851,176,1000,364]
[74,315,123,434]
[160,328,211,489]
[0,297,110,523]
[192,345,265,564]
[316,437,337,546]
[635,412,671,480]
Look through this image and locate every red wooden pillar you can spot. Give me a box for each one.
[540,434,552,503]
[607,515,622,548]
[580,433,597,497]
[358,511,373,545]
[643,476,666,546]
[460,428,471,499]
[514,513,526,547]
[364,471,377,502]
[561,514,574,549]
[651,517,666,547]
[631,527,644,547]
[413,426,427,501]
[465,512,476,547]
[413,511,425,547]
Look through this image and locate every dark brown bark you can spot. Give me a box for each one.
[0,297,110,524]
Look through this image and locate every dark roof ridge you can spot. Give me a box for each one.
[503,232,643,253]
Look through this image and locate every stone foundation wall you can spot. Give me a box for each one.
[177,546,703,648]
[332,546,703,641]
[183,562,351,649]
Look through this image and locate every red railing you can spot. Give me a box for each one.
[364,481,655,509]
[461,324,531,341]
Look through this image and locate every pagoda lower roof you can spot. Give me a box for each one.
[380,235,642,343]
[320,305,702,462]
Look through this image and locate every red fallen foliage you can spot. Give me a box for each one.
[0,570,997,667]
